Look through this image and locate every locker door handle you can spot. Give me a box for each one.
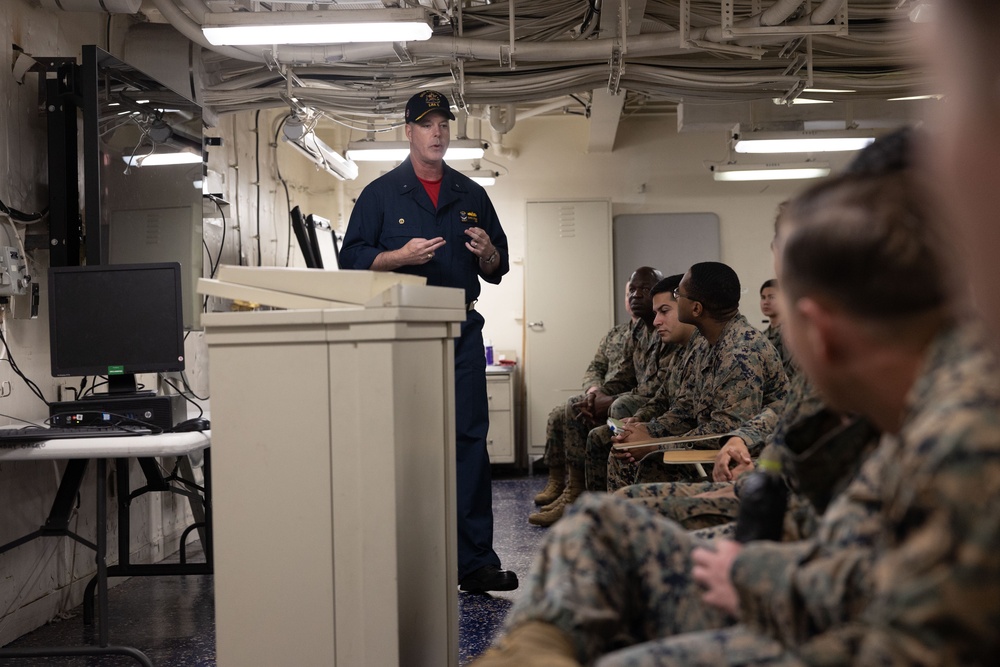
[527,321,545,329]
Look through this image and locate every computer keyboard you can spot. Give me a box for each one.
[0,424,153,443]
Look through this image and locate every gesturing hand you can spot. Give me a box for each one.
[402,237,447,265]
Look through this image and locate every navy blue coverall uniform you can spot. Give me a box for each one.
[339,157,509,580]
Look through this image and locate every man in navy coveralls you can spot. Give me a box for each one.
[340,90,518,593]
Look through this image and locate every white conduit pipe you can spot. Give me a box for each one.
[273,3,826,69]
[177,0,207,22]
[795,0,847,25]
[158,0,843,68]
[489,128,518,158]
[488,104,516,134]
[759,0,808,27]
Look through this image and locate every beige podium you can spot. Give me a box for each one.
[201,269,465,667]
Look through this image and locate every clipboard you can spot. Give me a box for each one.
[611,433,723,451]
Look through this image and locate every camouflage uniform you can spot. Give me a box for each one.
[542,322,632,468]
[607,314,789,490]
[614,371,848,544]
[563,320,666,475]
[764,323,797,381]
[502,321,1000,667]
[580,335,700,491]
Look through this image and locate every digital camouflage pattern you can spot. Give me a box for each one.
[613,481,739,531]
[630,331,703,423]
[729,321,1000,666]
[764,323,797,381]
[598,319,666,398]
[542,322,634,467]
[606,314,789,490]
[645,314,788,441]
[578,337,701,491]
[499,321,1000,667]
[613,371,869,544]
[581,322,634,393]
[562,322,669,472]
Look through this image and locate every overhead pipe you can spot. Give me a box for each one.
[153,0,847,71]
[795,0,847,25]
[176,0,207,22]
[151,0,264,62]
[488,104,516,134]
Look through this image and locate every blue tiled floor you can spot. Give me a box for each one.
[0,470,549,666]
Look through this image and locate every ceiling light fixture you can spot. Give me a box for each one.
[346,139,487,162]
[201,8,433,46]
[733,128,876,154]
[772,98,833,106]
[284,131,358,181]
[461,170,500,187]
[888,94,941,102]
[710,162,831,182]
[122,151,203,167]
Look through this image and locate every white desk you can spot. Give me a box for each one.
[0,431,211,666]
[0,430,210,461]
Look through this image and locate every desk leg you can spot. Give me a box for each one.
[0,459,154,667]
[176,455,207,554]
[96,459,109,647]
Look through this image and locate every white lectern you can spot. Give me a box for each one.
[202,271,465,667]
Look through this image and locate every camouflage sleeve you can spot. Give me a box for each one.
[848,424,1000,665]
[630,381,671,423]
[581,329,615,391]
[727,359,819,461]
[629,345,679,422]
[730,539,873,648]
[597,334,640,396]
[729,436,888,645]
[648,360,772,443]
[735,422,1000,664]
[726,406,781,456]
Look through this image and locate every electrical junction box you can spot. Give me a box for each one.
[0,246,29,296]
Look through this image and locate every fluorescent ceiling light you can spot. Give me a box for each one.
[202,9,433,46]
[773,98,833,105]
[347,139,487,162]
[804,88,855,94]
[711,162,831,182]
[888,94,941,102]
[284,132,358,181]
[734,130,876,154]
[461,170,499,187]
[122,151,203,167]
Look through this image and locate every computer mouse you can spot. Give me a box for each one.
[173,417,211,432]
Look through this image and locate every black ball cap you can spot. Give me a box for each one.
[405,90,456,123]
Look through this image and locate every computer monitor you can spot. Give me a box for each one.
[290,206,318,268]
[48,262,186,396]
[306,213,340,270]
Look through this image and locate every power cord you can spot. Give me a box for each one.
[0,326,48,405]
[160,376,206,418]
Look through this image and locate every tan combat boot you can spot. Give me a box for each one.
[470,621,580,667]
[528,465,584,527]
[533,464,566,506]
